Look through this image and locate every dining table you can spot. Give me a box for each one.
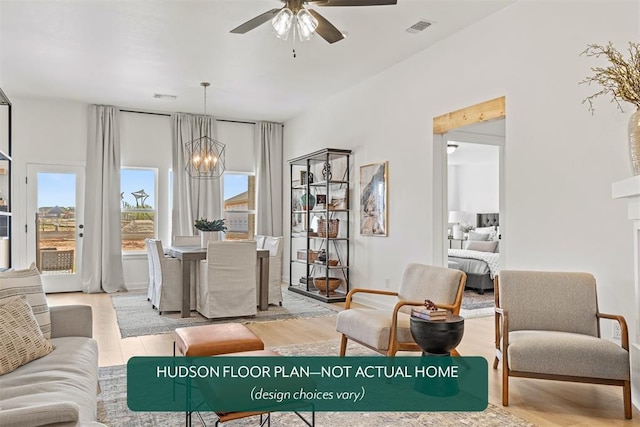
[167,245,270,318]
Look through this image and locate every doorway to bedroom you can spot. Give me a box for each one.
[432,97,505,295]
[445,121,503,294]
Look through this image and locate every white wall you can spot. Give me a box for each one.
[283,0,638,347]
[448,143,500,218]
[12,96,87,269]
[455,162,499,215]
[10,96,257,290]
[120,111,172,289]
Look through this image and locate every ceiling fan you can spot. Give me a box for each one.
[230,0,398,44]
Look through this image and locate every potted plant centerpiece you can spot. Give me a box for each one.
[194,218,227,248]
[581,41,640,174]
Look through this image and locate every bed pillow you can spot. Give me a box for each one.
[0,296,54,375]
[468,231,490,241]
[465,240,499,253]
[0,263,51,339]
[475,226,497,240]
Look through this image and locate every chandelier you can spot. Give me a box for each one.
[184,82,226,179]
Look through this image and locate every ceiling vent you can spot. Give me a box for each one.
[153,93,177,100]
[406,20,433,34]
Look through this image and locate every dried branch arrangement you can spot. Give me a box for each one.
[580,42,640,113]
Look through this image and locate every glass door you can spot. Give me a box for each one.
[27,164,84,293]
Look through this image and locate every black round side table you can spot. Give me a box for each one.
[409,313,464,356]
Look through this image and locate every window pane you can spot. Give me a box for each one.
[36,172,76,274]
[223,174,255,240]
[121,169,155,251]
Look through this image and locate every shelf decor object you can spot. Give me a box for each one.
[359,161,388,236]
[300,192,315,210]
[288,148,351,303]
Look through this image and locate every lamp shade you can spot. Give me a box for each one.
[296,9,318,41]
[448,211,466,224]
[272,8,294,39]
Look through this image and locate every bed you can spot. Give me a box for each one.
[448,213,499,294]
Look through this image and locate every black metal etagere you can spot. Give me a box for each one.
[288,148,351,303]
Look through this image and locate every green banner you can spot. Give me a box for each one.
[127,356,487,412]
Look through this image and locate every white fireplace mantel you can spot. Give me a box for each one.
[612,175,640,410]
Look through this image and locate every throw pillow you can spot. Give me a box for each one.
[467,231,490,241]
[0,296,54,375]
[475,226,497,240]
[0,262,51,339]
[464,240,499,253]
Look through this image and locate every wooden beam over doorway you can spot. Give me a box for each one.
[433,96,505,134]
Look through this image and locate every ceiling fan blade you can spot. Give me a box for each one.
[310,0,397,6]
[230,8,281,34]
[308,9,345,44]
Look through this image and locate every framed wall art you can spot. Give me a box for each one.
[359,161,388,236]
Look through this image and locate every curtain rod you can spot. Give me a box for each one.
[119,109,259,125]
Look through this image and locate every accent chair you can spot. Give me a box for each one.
[336,263,466,356]
[494,270,631,419]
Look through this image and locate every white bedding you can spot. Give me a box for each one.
[448,249,500,279]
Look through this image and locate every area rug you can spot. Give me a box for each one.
[460,289,494,319]
[97,339,534,426]
[112,291,338,338]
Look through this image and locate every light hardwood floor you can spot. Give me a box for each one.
[46,290,639,426]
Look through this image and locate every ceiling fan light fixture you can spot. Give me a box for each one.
[272,7,294,39]
[296,9,318,41]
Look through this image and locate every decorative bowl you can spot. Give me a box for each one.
[313,277,341,294]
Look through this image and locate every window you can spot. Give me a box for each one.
[223,173,255,240]
[121,168,156,252]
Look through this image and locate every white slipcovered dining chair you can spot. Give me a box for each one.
[149,239,196,314]
[197,240,257,319]
[253,235,266,249]
[263,236,283,306]
[145,238,155,302]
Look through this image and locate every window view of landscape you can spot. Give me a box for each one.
[36,172,77,274]
[121,169,155,251]
[224,173,255,240]
[36,170,253,262]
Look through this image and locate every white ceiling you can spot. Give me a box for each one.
[447,119,504,165]
[0,0,514,122]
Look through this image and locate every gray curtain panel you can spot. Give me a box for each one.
[171,114,223,239]
[82,105,126,294]
[255,121,283,236]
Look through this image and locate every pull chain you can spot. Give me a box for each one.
[292,23,297,58]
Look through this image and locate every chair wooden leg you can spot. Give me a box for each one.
[624,380,632,419]
[451,348,460,357]
[502,364,509,406]
[493,354,500,369]
[339,335,347,357]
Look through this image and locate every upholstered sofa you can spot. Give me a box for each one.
[0,304,104,427]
